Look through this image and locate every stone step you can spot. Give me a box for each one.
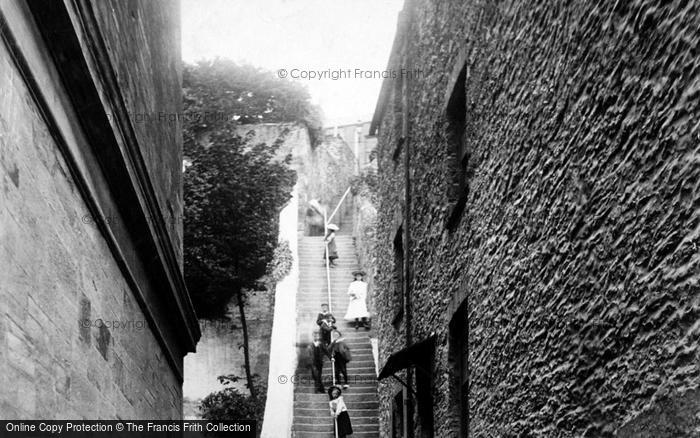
[292,373,377,382]
[309,351,373,358]
[299,255,357,258]
[294,383,378,390]
[296,255,358,259]
[298,262,356,265]
[298,239,355,243]
[319,365,376,372]
[295,415,378,422]
[297,288,358,290]
[292,422,379,432]
[293,421,379,431]
[321,364,375,370]
[296,386,378,394]
[298,244,356,248]
[297,248,357,252]
[292,432,378,438]
[296,371,378,380]
[297,356,375,364]
[295,407,379,417]
[312,371,376,378]
[298,243,356,246]
[298,242,356,246]
[297,297,367,301]
[293,422,379,431]
[313,364,376,372]
[294,393,379,410]
[298,252,357,255]
[293,234,379,437]
[297,246,356,249]
[293,392,379,402]
[294,399,379,409]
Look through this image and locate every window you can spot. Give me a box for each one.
[416,352,435,437]
[445,62,469,230]
[450,300,468,437]
[392,390,404,438]
[393,59,407,166]
[392,226,404,326]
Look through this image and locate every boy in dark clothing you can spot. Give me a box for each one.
[316,303,336,345]
[329,330,352,389]
[308,332,330,393]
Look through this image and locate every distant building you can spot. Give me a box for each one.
[324,121,377,172]
[0,0,199,418]
[370,1,700,437]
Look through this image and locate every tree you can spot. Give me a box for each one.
[183,59,323,147]
[183,59,316,401]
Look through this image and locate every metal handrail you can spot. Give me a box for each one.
[327,186,352,225]
[322,187,351,438]
[323,209,338,438]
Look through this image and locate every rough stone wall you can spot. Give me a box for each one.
[352,192,378,314]
[373,1,700,437]
[236,124,356,234]
[90,0,184,264]
[324,121,378,170]
[0,40,181,418]
[183,291,273,419]
[309,136,356,232]
[374,78,410,436]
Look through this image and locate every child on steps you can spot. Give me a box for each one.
[328,386,353,437]
[316,303,337,345]
[329,330,352,389]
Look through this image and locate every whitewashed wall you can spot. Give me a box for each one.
[260,187,299,438]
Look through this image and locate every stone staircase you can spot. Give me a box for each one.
[292,234,380,437]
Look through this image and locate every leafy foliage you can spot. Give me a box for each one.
[199,375,266,423]
[183,60,312,318]
[350,167,379,204]
[183,59,323,146]
[184,133,296,317]
[266,239,293,283]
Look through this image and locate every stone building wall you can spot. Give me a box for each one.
[372,1,700,437]
[89,0,185,264]
[324,121,378,171]
[0,0,198,419]
[351,192,378,314]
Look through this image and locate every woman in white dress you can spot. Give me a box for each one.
[344,270,370,330]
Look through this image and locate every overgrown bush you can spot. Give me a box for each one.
[200,375,266,424]
[350,168,379,204]
[266,239,293,283]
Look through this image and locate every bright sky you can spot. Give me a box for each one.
[181,0,404,126]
